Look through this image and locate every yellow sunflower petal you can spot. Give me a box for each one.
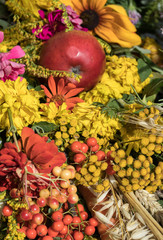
[71,0,85,12]
[81,0,89,9]
[106,4,128,16]
[90,0,106,11]
[106,8,136,32]
[95,24,135,48]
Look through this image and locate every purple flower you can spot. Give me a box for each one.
[129,10,141,25]
[0,31,25,82]
[32,6,88,41]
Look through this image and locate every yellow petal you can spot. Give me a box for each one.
[81,0,89,9]
[105,8,136,32]
[60,0,74,8]
[106,4,128,16]
[90,0,106,11]
[72,0,85,12]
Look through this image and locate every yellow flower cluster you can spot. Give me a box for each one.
[80,55,151,104]
[142,37,163,65]
[75,154,110,192]
[120,106,162,152]
[112,148,163,193]
[0,78,44,134]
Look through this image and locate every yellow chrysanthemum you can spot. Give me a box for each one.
[80,56,151,105]
[0,77,44,134]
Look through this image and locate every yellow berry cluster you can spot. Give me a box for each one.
[112,148,163,193]
[75,154,110,192]
[140,131,163,156]
[138,106,160,124]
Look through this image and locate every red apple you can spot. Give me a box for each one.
[39,30,106,91]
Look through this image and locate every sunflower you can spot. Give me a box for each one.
[60,0,141,48]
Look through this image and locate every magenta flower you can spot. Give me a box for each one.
[0,31,25,82]
[32,6,87,40]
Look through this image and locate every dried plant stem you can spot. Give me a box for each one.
[109,179,125,239]
[124,191,163,240]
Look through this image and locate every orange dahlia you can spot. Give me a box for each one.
[60,0,141,48]
[41,76,84,110]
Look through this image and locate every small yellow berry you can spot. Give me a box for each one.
[132,184,140,191]
[126,168,133,176]
[117,149,126,158]
[143,160,150,168]
[147,143,155,151]
[119,159,127,168]
[140,168,147,176]
[125,184,132,192]
[134,160,142,169]
[113,165,120,172]
[80,168,88,175]
[118,169,126,178]
[92,177,99,183]
[84,174,92,181]
[141,147,148,155]
[154,145,162,153]
[88,165,96,173]
[89,155,98,163]
[141,138,149,146]
[101,162,108,170]
[139,179,146,186]
[132,170,140,178]
[121,178,129,186]
[150,172,155,181]
[156,136,163,144]
[75,173,81,180]
[60,126,67,132]
[145,186,153,193]
[95,161,101,167]
[114,156,121,164]
[148,156,153,164]
[96,184,104,191]
[55,131,62,139]
[138,154,146,162]
[149,134,156,143]
[155,166,161,174]
[93,169,101,177]
[144,173,150,180]
[103,179,110,187]
[127,156,134,165]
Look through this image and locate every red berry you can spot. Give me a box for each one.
[32,213,44,225]
[30,204,40,214]
[47,227,58,237]
[20,209,32,221]
[89,218,99,227]
[91,144,99,152]
[80,143,88,153]
[84,225,95,236]
[60,225,68,235]
[96,150,106,161]
[86,137,97,147]
[51,211,63,221]
[51,221,64,232]
[73,153,86,163]
[76,204,84,212]
[80,211,88,220]
[63,214,73,225]
[2,205,13,217]
[74,231,84,240]
[36,224,48,236]
[42,236,53,240]
[37,197,47,207]
[71,141,82,153]
[26,228,37,239]
[72,216,81,227]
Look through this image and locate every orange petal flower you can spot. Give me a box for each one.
[60,0,141,48]
[21,127,66,173]
[41,76,84,110]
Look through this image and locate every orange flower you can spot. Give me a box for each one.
[21,127,66,173]
[41,76,84,110]
[60,0,142,48]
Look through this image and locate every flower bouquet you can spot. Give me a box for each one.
[0,0,163,240]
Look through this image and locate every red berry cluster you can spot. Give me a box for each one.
[2,202,99,240]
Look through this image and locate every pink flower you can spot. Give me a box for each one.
[0,31,25,82]
[32,6,87,40]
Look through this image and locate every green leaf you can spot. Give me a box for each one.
[158,200,163,208]
[122,94,135,104]
[133,46,151,54]
[32,121,58,134]
[137,58,152,82]
[142,78,163,98]
[0,19,9,30]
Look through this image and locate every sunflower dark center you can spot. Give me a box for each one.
[80,9,99,30]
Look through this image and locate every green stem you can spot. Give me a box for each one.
[7,108,20,152]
